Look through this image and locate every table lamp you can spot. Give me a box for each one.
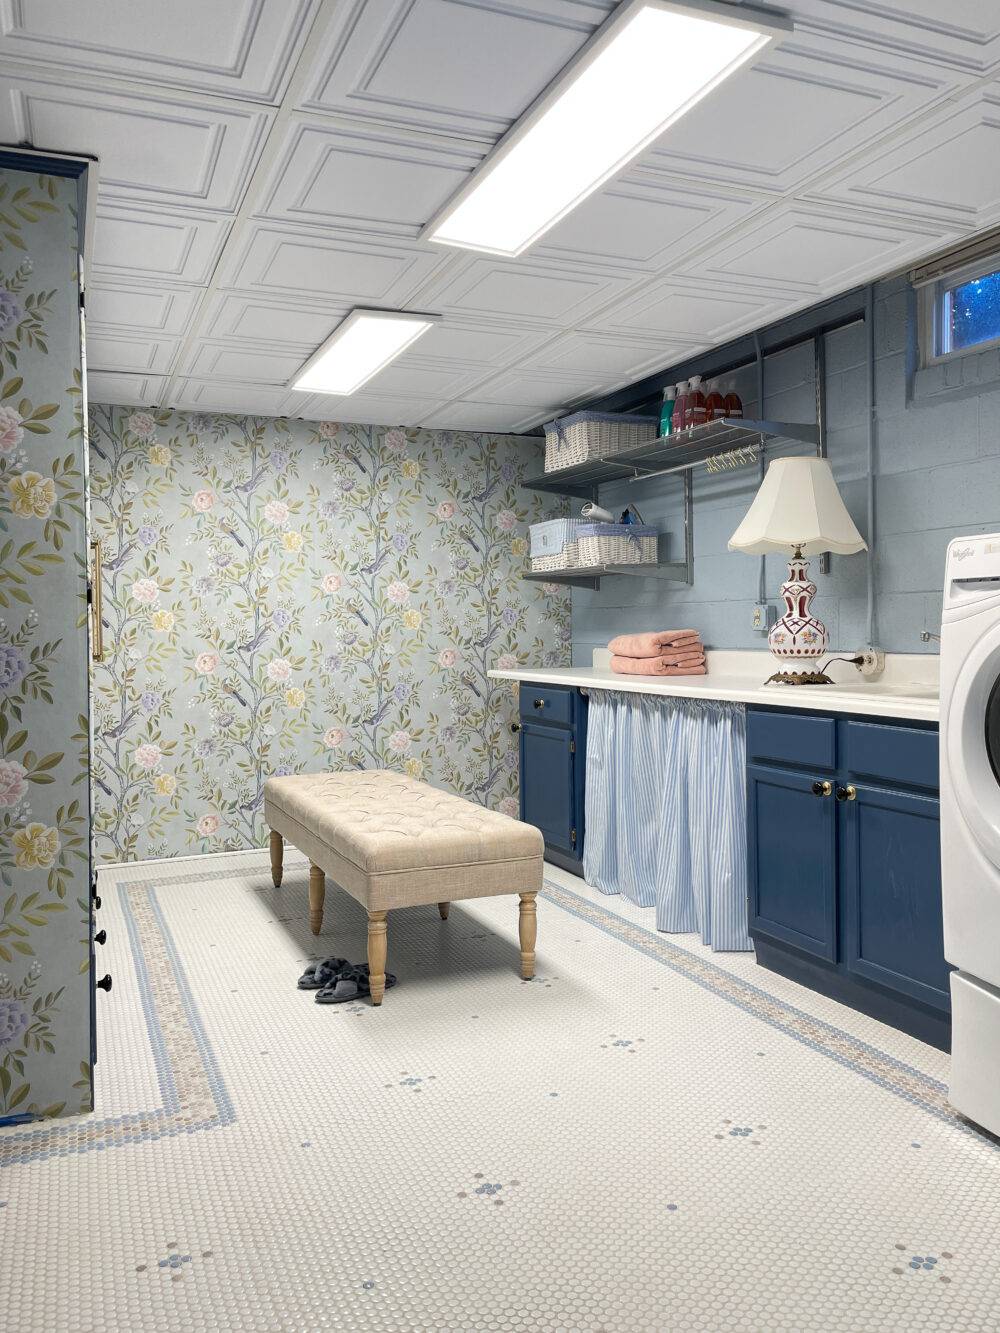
[728,456,868,685]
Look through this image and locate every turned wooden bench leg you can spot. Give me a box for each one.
[518,892,537,980]
[308,863,325,935]
[437,901,450,920]
[269,830,283,887]
[368,911,388,1006]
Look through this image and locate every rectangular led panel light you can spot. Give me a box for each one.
[292,309,441,395]
[423,0,790,257]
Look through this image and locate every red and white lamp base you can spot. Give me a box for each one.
[766,548,833,685]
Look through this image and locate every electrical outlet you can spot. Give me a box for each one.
[752,603,774,633]
[854,647,886,677]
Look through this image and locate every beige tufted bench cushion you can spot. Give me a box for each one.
[264,770,544,1005]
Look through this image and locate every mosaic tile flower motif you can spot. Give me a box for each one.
[88,409,571,862]
[714,1119,767,1144]
[457,1173,522,1206]
[891,1245,955,1281]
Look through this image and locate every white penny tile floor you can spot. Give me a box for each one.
[2,851,998,1332]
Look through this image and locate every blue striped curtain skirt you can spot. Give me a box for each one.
[582,691,752,951]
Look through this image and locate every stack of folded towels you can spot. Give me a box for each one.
[607,629,706,676]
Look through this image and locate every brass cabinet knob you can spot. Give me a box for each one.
[836,784,857,802]
[533,698,545,709]
[811,780,832,797]
[509,721,521,733]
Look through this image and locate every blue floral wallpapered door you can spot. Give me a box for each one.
[88,410,571,863]
[0,168,91,1121]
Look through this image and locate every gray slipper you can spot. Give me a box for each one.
[297,957,349,990]
[315,966,397,1004]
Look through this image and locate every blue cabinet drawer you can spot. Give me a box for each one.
[841,720,939,792]
[747,708,836,772]
[520,683,574,727]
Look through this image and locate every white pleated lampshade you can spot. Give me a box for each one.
[728,456,868,556]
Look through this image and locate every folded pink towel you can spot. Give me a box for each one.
[608,630,702,658]
[611,655,708,677]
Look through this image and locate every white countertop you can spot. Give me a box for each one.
[489,650,940,723]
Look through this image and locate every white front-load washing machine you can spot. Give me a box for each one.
[941,533,1000,1136]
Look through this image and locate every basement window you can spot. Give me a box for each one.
[916,248,1000,366]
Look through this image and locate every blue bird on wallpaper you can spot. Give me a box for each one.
[351,604,371,628]
[460,529,482,554]
[461,673,484,699]
[102,540,137,573]
[234,466,269,495]
[220,520,248,549]
[358,548,389,577]
[101,704,140,739]
[363,698,394,727]
[469,477,500,504]
[236,625,270,656]
[473,624,500,650]
[223,681,250,709]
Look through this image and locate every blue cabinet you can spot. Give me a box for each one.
[747,706,950,1050]
[518,683,587,875]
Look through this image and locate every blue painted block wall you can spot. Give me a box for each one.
[572,275,1000,665]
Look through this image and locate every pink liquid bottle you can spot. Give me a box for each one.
[686,375,707,429]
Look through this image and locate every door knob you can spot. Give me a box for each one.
[95,930,107,946]
[96,974,112,992]
[836,785,857,802]
[811,780,832,797]
[533,698,545,709]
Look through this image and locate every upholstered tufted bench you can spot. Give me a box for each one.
[263,770,544,1005]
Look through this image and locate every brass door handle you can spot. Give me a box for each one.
[89,539,104,662]
[811,780,832,797]
[836,785,857,802]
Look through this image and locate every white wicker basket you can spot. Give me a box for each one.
[576,523,657,569]
[531,542,579,572]
[543,411,658,473]
[529,518,587,560]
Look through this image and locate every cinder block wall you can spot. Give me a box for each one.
[571,274,1000,664]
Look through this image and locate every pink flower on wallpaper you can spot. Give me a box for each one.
[133,742,162,771]
[436,500,456,520]
[388,729,412,754]
[266,657,292,684]
[323,726,347,748]
[498,796,518,818]
[383,428,406,453]
[128,412,156,440]
[196,813,220,837]
[263,499,289,527]
[194,651,219,675]
[318,421,340,439]
[0,759,27,806]
[438,648,458,668]
[130,577,159,604]
[0,404,24,455]
[322,572,342,594]
[496,653,518,670]
[386,579,410,605]
[496,509,517,532]
[192,489,215,512]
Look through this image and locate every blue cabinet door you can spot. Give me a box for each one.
[519,720,577,856]
[748,763,837,962]
[841,783,951,1013]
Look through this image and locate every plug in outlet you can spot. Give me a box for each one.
[854,647,885,678]
[752,604,775,634]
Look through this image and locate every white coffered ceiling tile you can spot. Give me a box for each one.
[257,117,482,240]
[424,254,633,325]
[171,377,306,416]
[692,203,953,298]
[300,0,613,135]
[297,392,448,427]
[180,341,313,385]
[87,372,166,409]
[587,277,796,344]
[86,331,179,375]
[0,73,271,211]
[218,220,447,305]
[420,399,541,432]
[86,282,201,338]
[459,367,596,409]
[352,356,481,400]
[811,86,1000,230]
[536,176,761,270]
[530,330,705,381]
[413,318,551,370]
[202,291,347,347]
[786,1,1000,76]
[89,202,233,285]
[0,0,318,102]
[642,33,960,197]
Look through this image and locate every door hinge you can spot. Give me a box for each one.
[569,739,576,754]
[570,827,577,845]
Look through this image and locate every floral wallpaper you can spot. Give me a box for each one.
[88,408,571,863]
[0,167,91,1122]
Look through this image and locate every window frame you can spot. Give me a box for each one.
[919,252,1000,368]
